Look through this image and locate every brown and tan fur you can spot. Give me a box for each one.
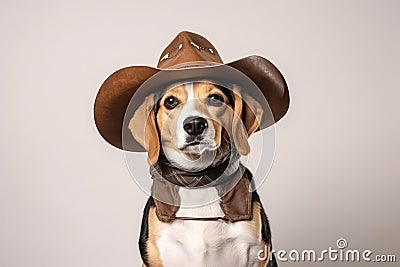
[130,82,274,267]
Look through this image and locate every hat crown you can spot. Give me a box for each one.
[157,31,223,68]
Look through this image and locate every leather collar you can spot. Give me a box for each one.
[150,158,253,222]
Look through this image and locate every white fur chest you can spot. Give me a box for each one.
[156,187,263,267]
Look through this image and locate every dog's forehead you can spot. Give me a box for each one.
[162,82,227,98]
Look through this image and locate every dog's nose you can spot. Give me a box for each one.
[183,117,208,136]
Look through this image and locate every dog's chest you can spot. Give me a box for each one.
[156,187,262,267]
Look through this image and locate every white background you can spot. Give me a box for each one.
[1,0,399,266]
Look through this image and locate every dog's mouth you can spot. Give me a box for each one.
[180,141,214,150]
[178,138,217,153]
[185,141,201,147]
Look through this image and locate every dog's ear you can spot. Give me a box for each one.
[128,94,160,165]
[232,87,263,156]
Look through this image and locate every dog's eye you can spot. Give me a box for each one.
[208,94,224,106]
[164,96,179,109]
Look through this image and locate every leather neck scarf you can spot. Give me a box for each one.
[150,154,253,222]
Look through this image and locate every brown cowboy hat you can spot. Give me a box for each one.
[94,31,290,152]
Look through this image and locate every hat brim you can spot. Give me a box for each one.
[94,55,289,152]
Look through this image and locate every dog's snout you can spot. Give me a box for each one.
[183,117,208,136]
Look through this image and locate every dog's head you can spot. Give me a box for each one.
[128,82,263,170]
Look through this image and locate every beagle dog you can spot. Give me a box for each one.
[129,81,278,267]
